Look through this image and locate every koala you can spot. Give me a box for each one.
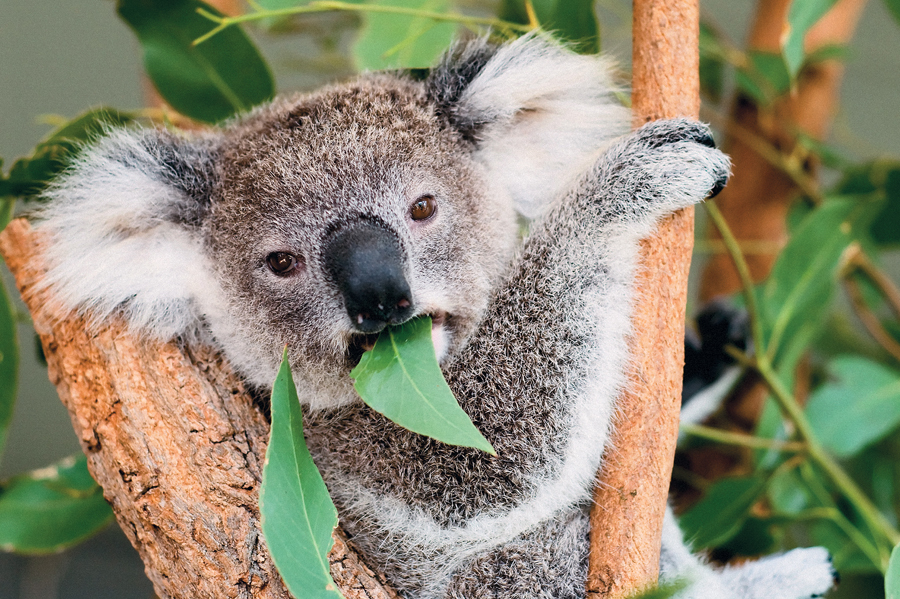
[36,36,835,599]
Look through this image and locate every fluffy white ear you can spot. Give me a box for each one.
[36,128,222,340]
[429,35,630,219]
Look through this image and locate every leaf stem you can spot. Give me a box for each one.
[756,356,900,548]
[790,506,885,571]
[193,1,533,46]
[681,423,806,452]
[704,201,765,352]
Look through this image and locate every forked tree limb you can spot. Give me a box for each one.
[586,1,699,597]
[0,218,397,599]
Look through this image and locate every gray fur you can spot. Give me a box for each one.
[37,35,833,599]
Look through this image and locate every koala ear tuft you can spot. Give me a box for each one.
[427,35,630,219]
[37,128,222,340]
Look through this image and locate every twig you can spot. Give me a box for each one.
[704,201,765,353]
[841,273,900,363]
[692,238,784,255]
[681,423,806,452]
[193,1,532,46]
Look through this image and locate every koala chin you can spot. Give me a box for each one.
[37,35,835,599]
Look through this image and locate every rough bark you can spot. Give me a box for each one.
[0,218,397,599]
[586,1,698,597]
[700,0,869,301]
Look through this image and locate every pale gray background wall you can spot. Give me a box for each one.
[1,1,899,597]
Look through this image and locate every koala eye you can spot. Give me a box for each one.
[266,252,300,276]
[410,195,437,221]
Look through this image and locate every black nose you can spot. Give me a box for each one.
[323,219,414,333]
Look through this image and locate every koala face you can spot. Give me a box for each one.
[38,36,628,411]
[194,77,519,408]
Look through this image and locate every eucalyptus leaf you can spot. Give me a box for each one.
[4,108,133,201]
[833,161,900,247]
[353,0,457,70]
[810,517,879,572]
[699,22,725,102]
[884,0,900,26]
[735,51,791,106]
[0,454,113,554]
[761,197,877,363]
[767,467,812,515]
[887,543,900,598]
[0,273,19,462]
[806,356,900,457]
[260,351,342,599]
[873,169,900,247]
[351,316,495,454]
[679,475,767,549]
[118,0,274,123]
[625,579,688,599]
[499,0,599,53]
[782,0,839,78]
[718,516,778,557]
[803,43,850,66]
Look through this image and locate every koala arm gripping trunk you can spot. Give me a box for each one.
[304,118,728,598]
[445,118,729,521]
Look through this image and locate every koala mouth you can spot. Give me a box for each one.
[346,311,449,367]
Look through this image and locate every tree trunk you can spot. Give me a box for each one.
[0,218,397,599]
[586,1,699,597]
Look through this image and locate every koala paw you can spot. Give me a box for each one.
[596,118,731,228]
[715,547,837,599]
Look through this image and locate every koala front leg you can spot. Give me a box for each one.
[417,119,730,587]
[445,118,730,504]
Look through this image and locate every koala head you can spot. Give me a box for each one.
[38,36,629,410]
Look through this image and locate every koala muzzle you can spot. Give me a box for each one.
[323,220,414,334]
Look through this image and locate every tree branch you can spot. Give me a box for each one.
[586,1,698,596]
[0,218,397,599]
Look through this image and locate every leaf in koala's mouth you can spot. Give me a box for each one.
[350,316,496,455]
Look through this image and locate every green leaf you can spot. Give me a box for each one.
[0,273,19,463]
[884,0,900,26]
[809,517,879,572]
[806,356,900,457]
[625,579,688,599]
[803,42,850,66]
[887,543,900,598]
[760,197,877,363]
[873,169,900,247]
[0,454,113,554]
[735,51,792,105]
[353,0,457,70]
[4,108,133,201]
[699,22,725,102]
[260,351,342,599]
[767,467,812,515]
[499,0,599,53]
[718,516,778,557]
[351,316,495,454]
[117,0,274,123]
[678,475,767,549]
[782,0,840,78]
